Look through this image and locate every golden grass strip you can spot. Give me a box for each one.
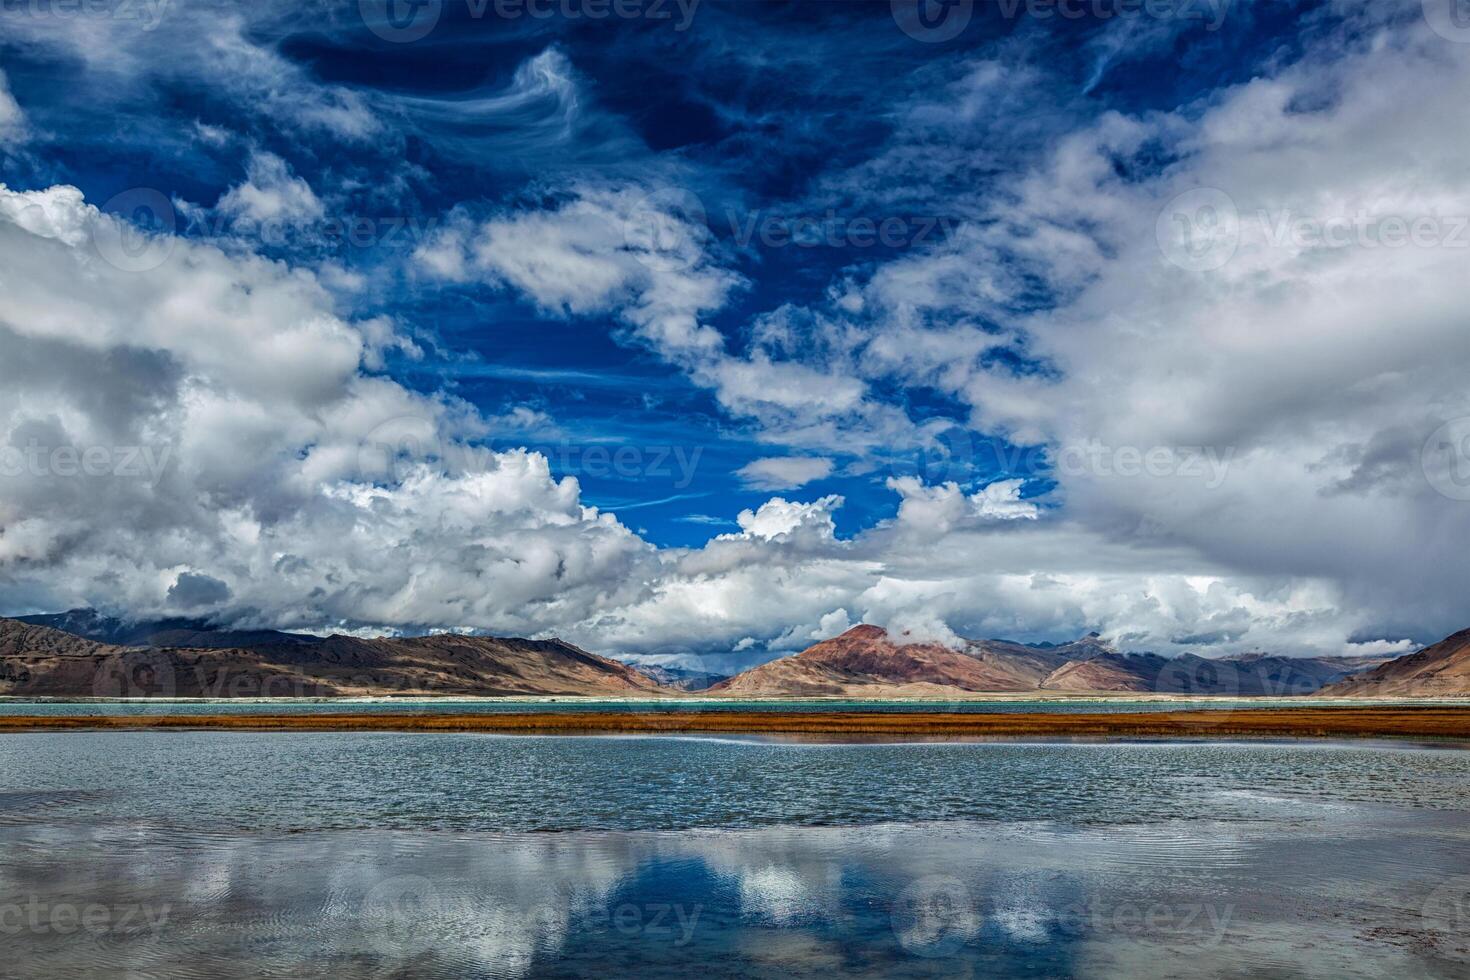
[1,707,1469,739]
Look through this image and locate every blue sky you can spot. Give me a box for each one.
[2,1,1469,667]
[0,0,1301,545]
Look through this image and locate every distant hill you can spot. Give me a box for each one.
[1318,629,1470,697]
[3,610,1432,700]
[1040,650,1388,696]
[0,618,661,698]
[710,625,1388,697]
[629,663,729,692]
[710,625,1082,696]
[16,609,313,649]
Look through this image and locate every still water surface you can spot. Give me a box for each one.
[1,733,1467,978]
[2,696,1455,716]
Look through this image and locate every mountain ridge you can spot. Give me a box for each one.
[0,617,662,698]
[3,612,1463,699]
[1317,628,1470,697]
[709,625,1395,697]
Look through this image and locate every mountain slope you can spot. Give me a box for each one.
[709,625,1076,696]
[1040,654,1166,693]
[711,625,1388,697]
[0,618,660,698]
[1318,629,1470,697]
[1040,651,1387,695]
[16,609,314,649]
[629,664,730,692]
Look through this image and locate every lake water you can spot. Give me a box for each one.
[2,695,1458,716]
[2,732,1468,977]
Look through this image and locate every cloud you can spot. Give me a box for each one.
[727,496,844,543]
[0,182,652,634]
[2,5,1465,671]
[0,70,27,145]
[735,456,833,491]
[167,572,232,610]
[0,181,1418,669]
[414,176,938,455]
[216,151,325,227]
[970,479,1040,521]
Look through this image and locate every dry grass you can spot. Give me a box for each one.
[1,707,1469,739]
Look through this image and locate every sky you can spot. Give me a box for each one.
[1,0,1469,671]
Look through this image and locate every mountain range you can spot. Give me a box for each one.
[706,625,1391,697]
[1,611,1466,699]
[0,616,657,698]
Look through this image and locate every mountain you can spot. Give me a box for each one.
[1039,653,1167,692]
[15,609,312,649]
[3,611,1418,700]
[709,625,1387,697]
[629,663,729,692]
[1318,629,1470,697]
[1040,651,1387,695]
[0,618,661,698]
[709,625,1082,697]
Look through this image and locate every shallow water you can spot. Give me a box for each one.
[2,695,1458,716]
[2,734,1468,978]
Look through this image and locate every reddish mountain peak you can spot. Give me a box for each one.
[839,624,888,641]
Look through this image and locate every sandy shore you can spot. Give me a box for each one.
[2,707,1469,739]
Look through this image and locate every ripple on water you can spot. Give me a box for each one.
[3,734,1470,833]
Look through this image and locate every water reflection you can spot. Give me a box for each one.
[3,815,1467,978]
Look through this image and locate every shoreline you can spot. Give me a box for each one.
[3,706,1469,740]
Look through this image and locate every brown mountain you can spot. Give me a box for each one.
[1040,654,1163,692]
[0,618,660,698]
[1041,651,1388,695]
[1318,629,1470,697]
[709,625,1081,696]
[710,625,1387,697]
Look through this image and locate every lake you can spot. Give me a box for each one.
[2,732,1467,977]
[2,695,1458,717]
